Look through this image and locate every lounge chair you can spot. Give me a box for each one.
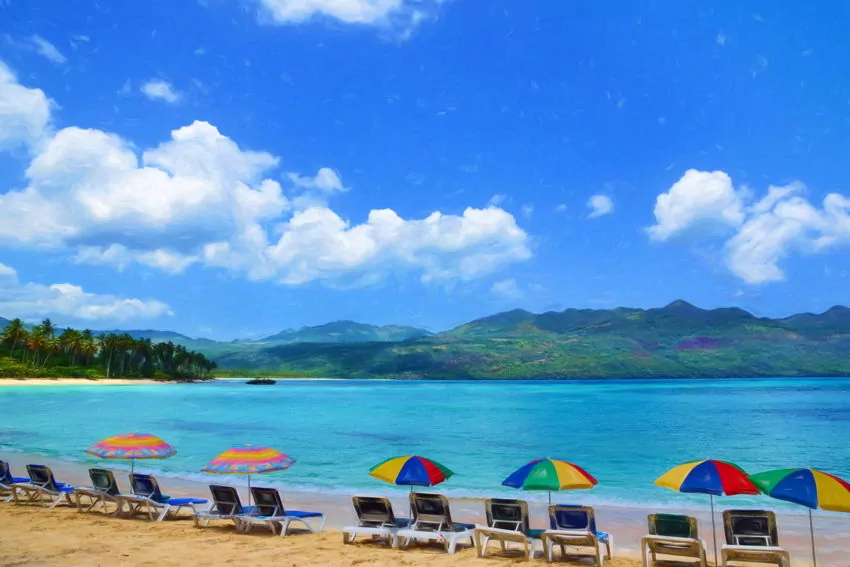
[238,486,325,535]
[193,485,257,530]
[0,460,29,503]
[12,464,76,507]
[116,473,207,521]
[73,468,123,515]
[641,513,707,567]
[541,505,613,565]
[396,492,475,554]
[342,496,411,547]
[473,498,545,560]
[720,510,790,567]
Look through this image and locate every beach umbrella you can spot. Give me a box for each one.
[750,468,850,567]
[656,459,760,564]
[502,458,597,506]
[369,455,454,488]
[86,432,177,473]
[201,444,295,505]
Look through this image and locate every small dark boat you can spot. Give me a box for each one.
[246,378,276,385]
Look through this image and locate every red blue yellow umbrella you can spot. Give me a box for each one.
[369,455,453,487]
[750,468,850,567]
[201,445,296,505]
[86,432,177,473]
[656,459,760,563]
[502,458,597,505]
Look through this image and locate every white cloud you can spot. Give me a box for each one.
[649,170,850,284]
[521,204,534,219]
[648,169,744,239]
[0,60,532,289]
[488,194,506,207]
[0,262,171,321]
[587,194,614,218]
[140,79,182,104]
[0,61,52,151]
[491,278,523,299]
[29,35,67,64]
[554,203,567,213]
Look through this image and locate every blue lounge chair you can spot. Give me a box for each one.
[193,485,256,530]
[116,473,207,521]
[12,464,76,507]
[238,486,325,535]
[473,498,544,559]
[0,460,29,503]
[73,468,123,515]
[396,492,475,554]
[541,505,613,565]
[343,496,411,547]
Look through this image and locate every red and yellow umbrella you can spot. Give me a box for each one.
[502,458,598,505]
[86,432,176,473]
[369,455,453,487]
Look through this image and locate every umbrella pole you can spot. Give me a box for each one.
[248,475,252,507]
[809,508,817,567]
[710,494,718,565]
[548,491,551,507]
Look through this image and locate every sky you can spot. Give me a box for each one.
[0,0,849,340]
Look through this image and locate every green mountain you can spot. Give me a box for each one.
[213,301,850,379]
[260,321,430,343]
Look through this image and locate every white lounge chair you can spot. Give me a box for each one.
[396,492,475,554]
[641,513,707,567]
[473,498,544,560]
[12,464,76,508]
[193,485,256,530]
[720,510,790,567]
[237,487,325,536]
[541,505,614,565]
[343,496,411,547]
[116,473,207,522]
[0,460,29,503]
[73,468,123,515]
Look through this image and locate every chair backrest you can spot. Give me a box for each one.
[0,460,12,485]
[352,496,395,527]
[723,510,779,547]
[549,505,597,532]
[486,498,529,532]
[89,468,120,496]
[250,487,284,517]
[648,513,698,539]
[27,464,59,491]
[209,485,244,515]
[130,473,165,502]
[410,492,455,531]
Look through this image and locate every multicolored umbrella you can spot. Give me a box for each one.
[656,459,760,563]
[750,468,850,567]
[201,445,295,504]
[369,455,454,487]
[86,433,177,473]
[502,458,597,505]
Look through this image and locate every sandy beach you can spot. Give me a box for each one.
[0,378,165,386]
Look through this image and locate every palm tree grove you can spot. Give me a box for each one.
[0,318,216,380]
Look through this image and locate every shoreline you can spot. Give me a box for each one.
[0,452,842,565]
[0,376,334,386]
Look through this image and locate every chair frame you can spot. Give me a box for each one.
[720,510,791,567]
[342,496,410,547]
[473,498,543,560]
[541,505,614,566]
[115,473,206,522]
[396,492,475,555]
[73,468,122,515]
[11,465,75,508]
[193,485,255,530]
[641,513,707,567]
[238,487,325,536]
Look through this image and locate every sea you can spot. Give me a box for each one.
[2,377,849,513]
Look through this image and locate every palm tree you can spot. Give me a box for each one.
[26,329,46,367]
[40,318,56,339]
[41,336,60,368]
[1,318,26,358]
[59,328,81,366]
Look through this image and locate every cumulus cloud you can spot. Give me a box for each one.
[491,278,523,299]
[29,35,67,64]
[0,61,52,151]
[140,79,182,104]
[587,194,614,218]
[0,262,171,321]
[0,60,532,289]
[649,170,850,284]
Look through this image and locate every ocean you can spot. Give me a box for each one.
[2,377,849,512]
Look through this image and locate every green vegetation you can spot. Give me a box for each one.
[0,318,216,380]
[212,301,850,379]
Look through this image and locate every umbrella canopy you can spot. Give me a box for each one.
[749,468,850,512]
[750,468,850,567]
[369,455,453,487]
[86,433,177,460]
[655,459,760,496]
[201,445,295,474]
[502,458,597,492]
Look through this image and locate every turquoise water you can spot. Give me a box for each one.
[2,378,849,510]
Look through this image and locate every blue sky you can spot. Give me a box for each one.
[1,0,849,339]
